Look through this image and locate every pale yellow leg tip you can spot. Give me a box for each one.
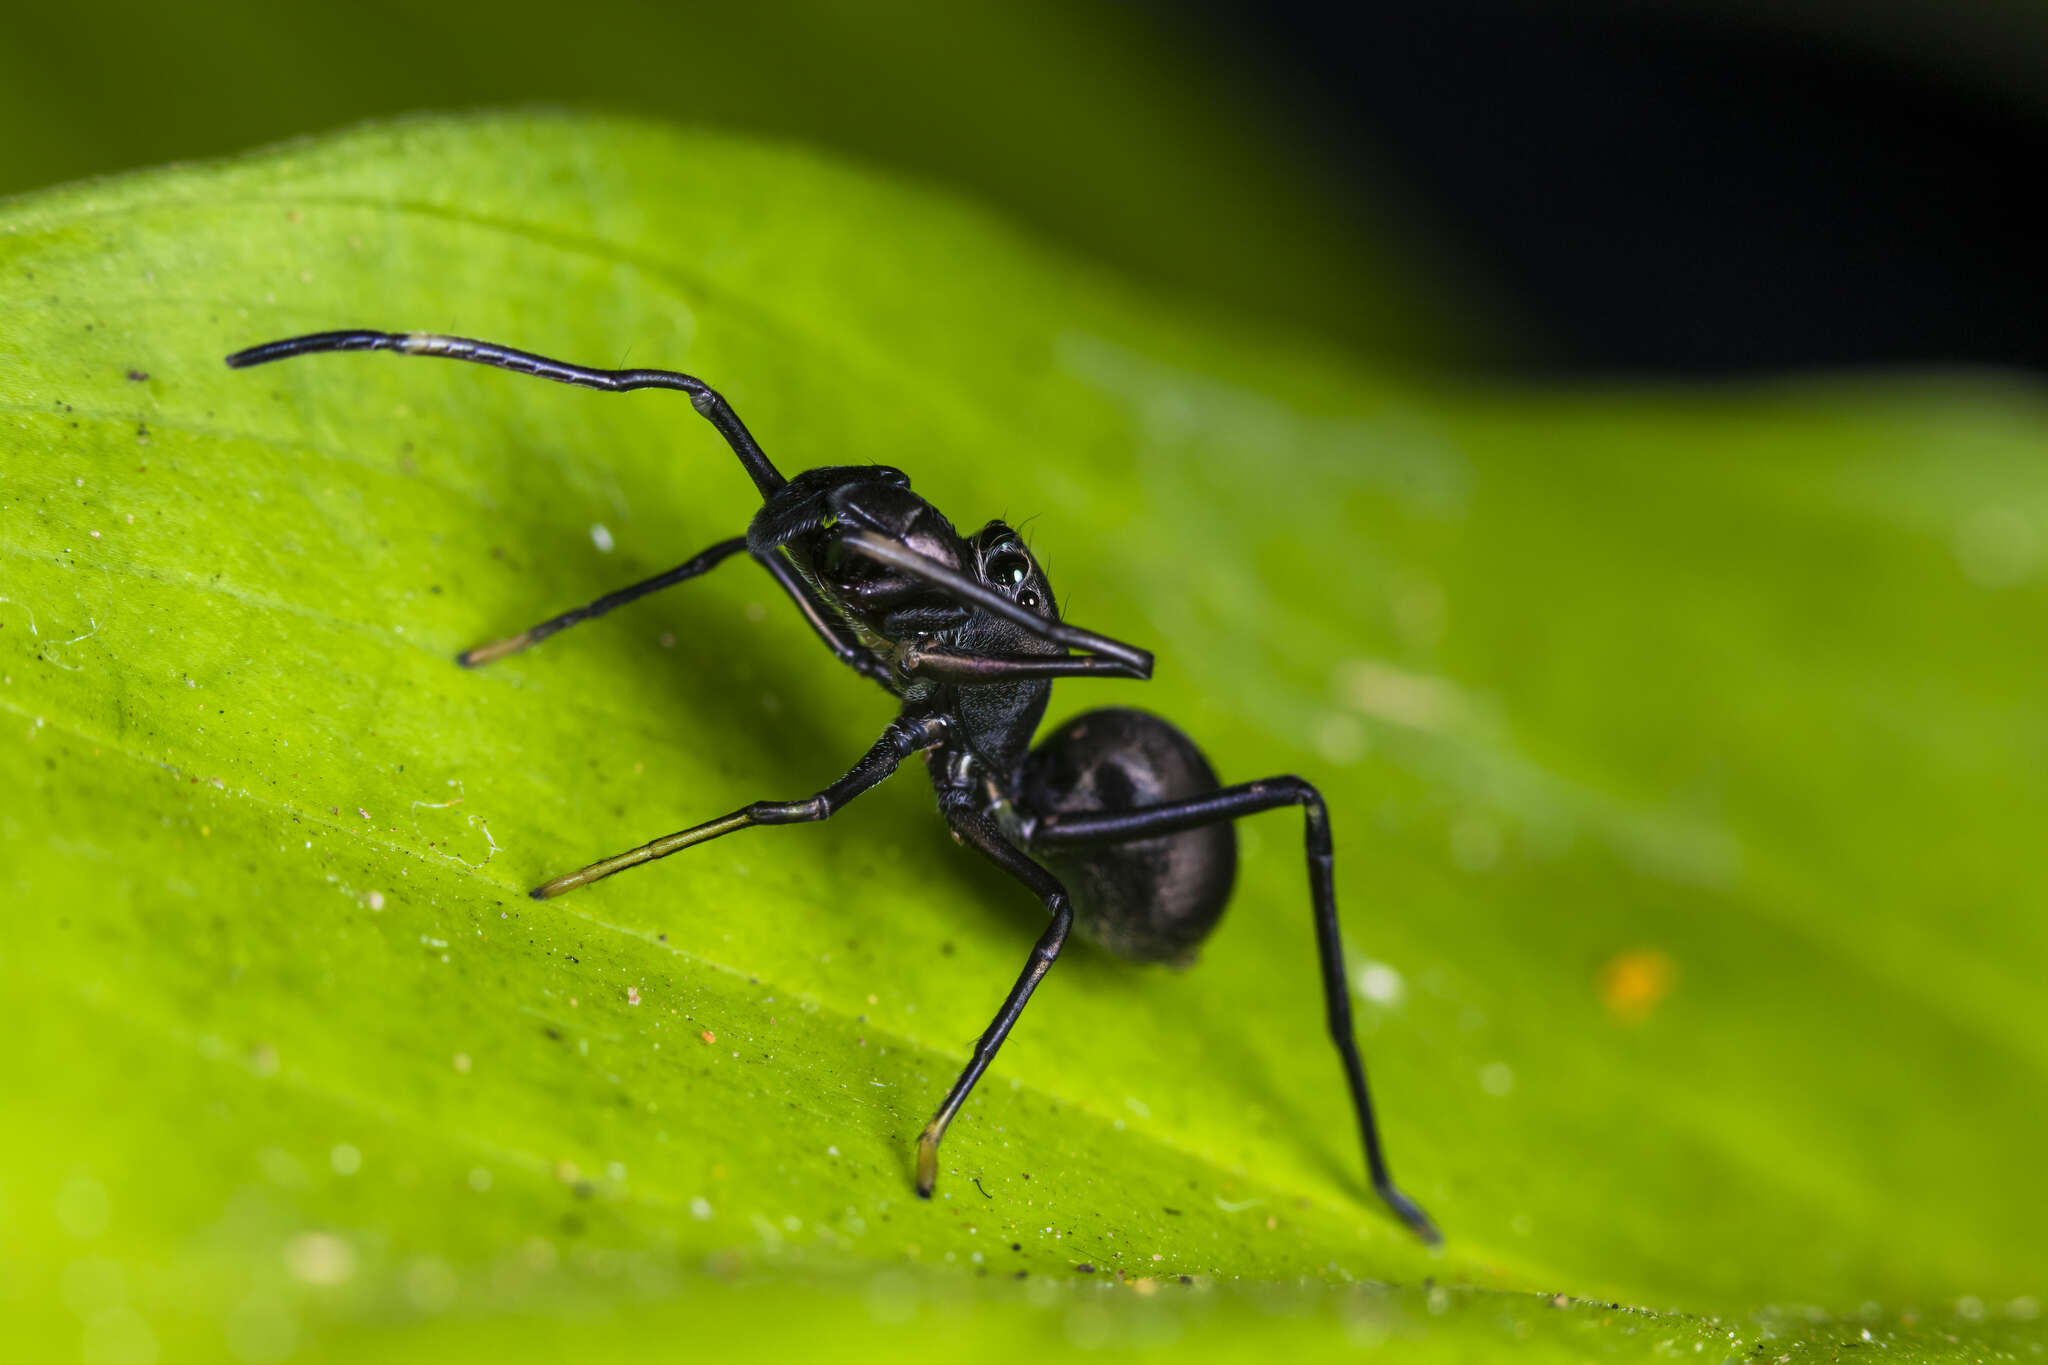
[457,632,533,669]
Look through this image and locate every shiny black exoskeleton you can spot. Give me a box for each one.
[224,329,1440,1243]
[1013,708,1235,966]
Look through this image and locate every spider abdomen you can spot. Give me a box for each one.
[1017,708,1236,965]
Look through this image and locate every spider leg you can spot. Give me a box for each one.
[753,550,893,689]
[914,801,1074,1197]
[455,530,892,686]
[530,713,945,899]
[225,330,786,497]
[459,536,750,666]
[1029,777,1441,1244]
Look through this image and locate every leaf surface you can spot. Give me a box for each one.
[3,114,2044,1362]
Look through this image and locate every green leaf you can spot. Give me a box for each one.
[3,113,2044,1362]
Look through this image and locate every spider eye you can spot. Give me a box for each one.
[986,546,1032,591]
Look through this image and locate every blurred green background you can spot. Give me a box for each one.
[4,4,2047,1364]
[0,0,1476,370]
[7,0,2048,378]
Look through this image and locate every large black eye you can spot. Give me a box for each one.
[986,546,1031,591]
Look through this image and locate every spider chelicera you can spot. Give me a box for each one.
[226,329,1441,1243]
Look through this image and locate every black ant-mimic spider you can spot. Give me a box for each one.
[225,330,1441,1244]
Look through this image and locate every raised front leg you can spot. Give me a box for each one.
[914,801,1075,1197]
[226,330,787,496]
[1028,776,1441,1244]
[531,713,946,899]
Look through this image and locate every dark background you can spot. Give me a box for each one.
[1211,0,2048,377]
[6,0,2044,380]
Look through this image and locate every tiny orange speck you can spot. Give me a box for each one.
[1600,948,1676,1022]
